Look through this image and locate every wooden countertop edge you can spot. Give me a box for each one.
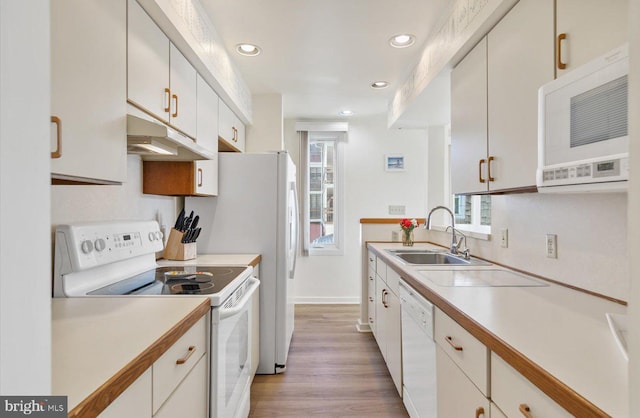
[67,298,211,418]
[368,244,611,418]
[248,254,262,268]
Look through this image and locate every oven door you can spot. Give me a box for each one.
[211,277,259,418]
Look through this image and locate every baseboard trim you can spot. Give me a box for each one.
[356,320,372,333]
[294,297,360,304]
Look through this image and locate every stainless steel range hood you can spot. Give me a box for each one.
[127,114,215,161]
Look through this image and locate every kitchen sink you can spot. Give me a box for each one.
[386,249,491,266]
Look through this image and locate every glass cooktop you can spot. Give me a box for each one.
[89,266,249,296]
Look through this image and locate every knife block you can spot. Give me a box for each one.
[163,228,197,261]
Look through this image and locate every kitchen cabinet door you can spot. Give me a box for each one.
[384,289,402,396]
[51,0,127,184]
[486,0,554,191]
[436,345,490,418]
[367,265,377,335]
[154,354,208,418]
[127,0,170,122]
[196,74,219,153]
[375,274,388,359]
[556,0,628,76]
[451,38,488,195]
[143,160,217,196]
[99,369,152,418]
[169,44,197,138]
[218,99,246,152]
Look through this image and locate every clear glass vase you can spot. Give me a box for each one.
[402,229,414,246]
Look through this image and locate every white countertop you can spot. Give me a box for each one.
[52,297,209,414]
[368,242,628,417]
[157,253,261,267]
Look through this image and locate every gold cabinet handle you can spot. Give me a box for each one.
[164,88,171,112]
[488,155,495,182]
[172,94,179,118]
[176,345,196,365]
[51,116,62,159]
[197,168,203,187]
[557,33,567,70]
[478,159,486,183]
[445,335,463,351]
[519,404,533,418]
[381,289,389,308]
[231,126,238,142]
[475,407,485,418]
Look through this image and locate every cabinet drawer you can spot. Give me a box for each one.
[367,266,376,298]
[153,314,208,413]
[385,265,400,296]
[434,308,489,396]
[367,250,376,269]
[491,352,572,418]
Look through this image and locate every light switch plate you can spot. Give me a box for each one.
[546,234,557,258]
[388,205,406,215]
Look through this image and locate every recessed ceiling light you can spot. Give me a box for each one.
[236,43,261,56]
[389,34,416,48]
[371,81,389,89]
[339,110,354,116]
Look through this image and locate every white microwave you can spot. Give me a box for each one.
[537,44,628,193]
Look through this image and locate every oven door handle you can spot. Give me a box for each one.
[219,277,260,320]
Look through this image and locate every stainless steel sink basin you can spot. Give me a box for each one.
[386,249,491,266]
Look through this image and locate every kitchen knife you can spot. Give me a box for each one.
[183,210,194,231]
[181,229,192,244]
[174,208,185,230]
[192,227,201,242]
[190,215,199,230]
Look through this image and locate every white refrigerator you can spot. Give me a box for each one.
[187,151,298,374]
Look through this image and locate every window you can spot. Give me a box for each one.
[453,195,491,232]
[304,132,344,254]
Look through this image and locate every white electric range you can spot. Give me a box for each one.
[53,220,258,418]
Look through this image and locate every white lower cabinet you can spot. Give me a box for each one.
[154,354,208,418]
[436,345,490,418]
[99,369,152,418]
[490,402,508,418]
[491,352,571,418]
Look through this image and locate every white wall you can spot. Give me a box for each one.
[51,156,177,240]
[246,94,284,153]
[284,115,428,303]
[0,0,52,394]
[628,0,639,412]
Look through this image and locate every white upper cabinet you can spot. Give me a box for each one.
[127,0,197,139]
[451,37,488,195]
[218,99,246,153]
[196,74,219,153]
[127,0,170,122]
[51,0,127,184]
[451,0,553,194]
[486,0,554,191]
[556,0,628,76]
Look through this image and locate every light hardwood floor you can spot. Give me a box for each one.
[249,304,409,417]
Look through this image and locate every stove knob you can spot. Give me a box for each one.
[94,238,106,252]
[81,240,94,254]
[148,232,155,241]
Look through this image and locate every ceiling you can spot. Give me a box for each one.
[200,0,453,122]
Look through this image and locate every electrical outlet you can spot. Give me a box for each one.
[546,234,557,258]
[388,205,406,215]
[500,228,508,248]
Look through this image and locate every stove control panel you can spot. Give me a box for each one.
[55,221,164,273]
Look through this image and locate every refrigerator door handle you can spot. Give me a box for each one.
[288,181,299,279]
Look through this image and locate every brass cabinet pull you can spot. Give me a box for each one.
[475,407,485,418]
[164,88,171,112]
[231,126,238,142]
[176,345,196,365]
[519,404,533,418]
[197,168,203,187]
[381,289,389,308]
[488,155,495,182]
[478,159,486,183]
[51,116,62,159]
[557,33,567,70]
[445,335,463,351]
[172,94,178,118]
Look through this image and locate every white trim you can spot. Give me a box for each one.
[429,224,491,241]
[294,297,360,304]
[295,121,349,132]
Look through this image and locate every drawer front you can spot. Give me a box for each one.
[491,352,572,418]
[367,250,376,270]
[434,308,489,396]
[153,313,208,413]
[385,264,400,296]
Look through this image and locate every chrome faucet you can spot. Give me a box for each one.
[446,226,470,260]
[425,206,459,255]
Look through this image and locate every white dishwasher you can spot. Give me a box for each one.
[399,280,436,418]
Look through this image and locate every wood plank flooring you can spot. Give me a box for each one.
[249,304,409,417]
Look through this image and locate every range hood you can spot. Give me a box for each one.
[127,114,215,161]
